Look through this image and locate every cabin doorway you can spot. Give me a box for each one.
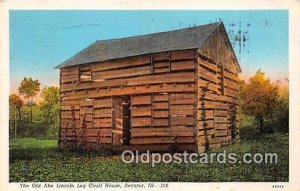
[112,96,131,146]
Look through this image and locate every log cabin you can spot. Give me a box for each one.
[56,22,241,153]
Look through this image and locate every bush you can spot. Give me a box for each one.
[266,91,289,133]
[9,105,57,139]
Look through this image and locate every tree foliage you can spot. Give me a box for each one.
[9,94,23,109]
[41,86,60,106]
[269,86,289,133]
[40,86,60,138]
[240,70,278,132]
[18,77,40,99]
[18,77,40,122]
[9,94,24,120]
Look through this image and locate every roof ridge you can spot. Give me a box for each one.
[95,22,221,43]
[55,22,223,69]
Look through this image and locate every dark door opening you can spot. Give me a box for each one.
[122,96,131,145]
[112,96,131,146]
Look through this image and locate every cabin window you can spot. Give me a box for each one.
[79,66,92,82]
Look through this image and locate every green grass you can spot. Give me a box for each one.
[10,138,57,149]
[9,127,288,182]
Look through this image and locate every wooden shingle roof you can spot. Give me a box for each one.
[56,23,220,68]
[56,22,239,71]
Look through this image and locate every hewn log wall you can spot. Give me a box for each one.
[195,26,240,152]
[130,93,196,148]
[59,46,240,152]
[59,49,198,152]
[197,55,240,152]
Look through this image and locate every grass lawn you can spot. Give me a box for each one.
[9,127,288,182]
[10,138,57,149]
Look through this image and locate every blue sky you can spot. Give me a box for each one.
[9,10,288,92]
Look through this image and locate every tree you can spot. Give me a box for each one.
[40,86,60,137]
[240,70,278,133]
[9,94,23,120]
[9,94,23,140]
[41,86,60,106]
[18,77,40,122]
[270,85,289,132]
